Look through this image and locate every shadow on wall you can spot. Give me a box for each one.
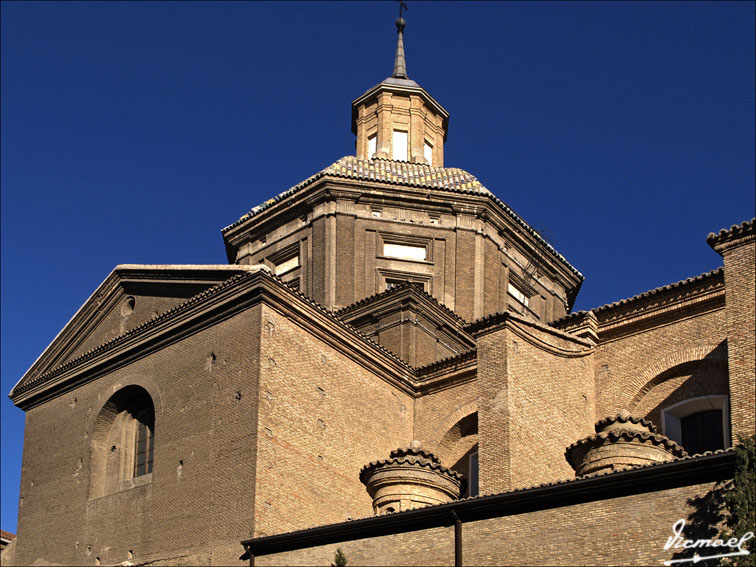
[671,482,728,566]
[631,342,730,454]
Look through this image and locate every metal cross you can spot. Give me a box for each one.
[398,0,408,19]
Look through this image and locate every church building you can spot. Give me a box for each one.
[8,10,754,567]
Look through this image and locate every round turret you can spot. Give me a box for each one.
[565,411,687,477]
[360,441,464,516]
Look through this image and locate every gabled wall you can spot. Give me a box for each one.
[14,307,263,566]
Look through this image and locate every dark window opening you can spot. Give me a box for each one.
[134,408,154,477]
[452,444,479,498]
[681,410,724,455]
[385,279,424,291]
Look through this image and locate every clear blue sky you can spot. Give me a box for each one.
[1,1,754,534]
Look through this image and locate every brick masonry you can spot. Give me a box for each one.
[13,307,263,566]
[9,217,754,566]
[709,220,756,439]
[254,481,723,567]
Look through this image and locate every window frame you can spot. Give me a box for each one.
[423,140,433,165]
[507,281,530,307]
[392,129,408,161]
[377,232,433,264]
[267,242,301,277]
[89,385,156,500]
[662,395,730,454]
[377,268,432,293]
[133,408,154,477]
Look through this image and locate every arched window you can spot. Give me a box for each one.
[662,396,729,455]
[133,407,154,477]
[445,412,478,498]
[90,386,155,499]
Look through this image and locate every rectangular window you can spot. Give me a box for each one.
[385,279,425,291]
[424,141,433,165]
[508,282,529,307]
[275,255,299,275]
[392,130,408,161]
[383,243,427,261]
[368,134,377,159]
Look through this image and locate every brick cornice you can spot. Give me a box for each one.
[467,311,594,353]
[552,268,725,343]
[707,218,755,254]
[10,271,420,410]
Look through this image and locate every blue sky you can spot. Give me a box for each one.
[1,1,754,534]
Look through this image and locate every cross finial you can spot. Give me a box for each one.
[398,0,407,20]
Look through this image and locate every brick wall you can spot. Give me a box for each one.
[252,304,414,537]
[594,307,727,421]
[414,379,479,467]
[14,307,263,567]
[476,316,595,493]
[463,482,719,566]
[717,231,756,439]
[255,481,721,567]
[256,526,454,567]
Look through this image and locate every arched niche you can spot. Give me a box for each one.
[89,385,155,500]
[437,411,479,498]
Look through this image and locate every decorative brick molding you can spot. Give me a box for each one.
[625,343,728,411]
[707,218,755,253]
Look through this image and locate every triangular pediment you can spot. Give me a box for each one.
[336,283,475,367]
[10,265,254,400]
